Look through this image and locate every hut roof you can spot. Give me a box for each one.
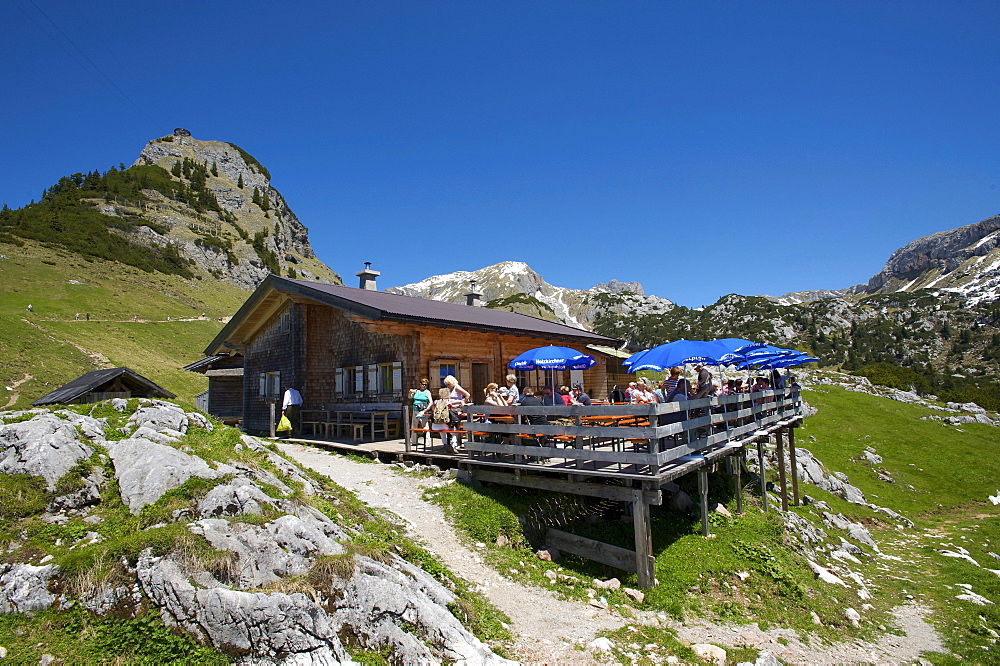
[206,275,619,355]
[32,367,175,406]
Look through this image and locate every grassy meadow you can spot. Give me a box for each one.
[0,239,248,408]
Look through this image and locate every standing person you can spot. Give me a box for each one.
[26,304,33,313]
[430,388,461,454]
[443,375,469,450]
[281,386,303,437]
[499,374,520,406]
[570,384,592,406]
[409,378,433,432]
[693,365,713,399]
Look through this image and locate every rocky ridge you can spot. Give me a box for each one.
[386,260,674,330]
[849,213,1000,304]
[0,400,508,664]
[123,131,340,289]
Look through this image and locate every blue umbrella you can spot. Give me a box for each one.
[622,349,649,367]
[762,355,819,369]
[736,345,799,365]
[711,338,765,364]
[509,345,596,371]
[627,339,732,373]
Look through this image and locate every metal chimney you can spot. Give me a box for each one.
[356,262,380,290]
[465,279,482,307]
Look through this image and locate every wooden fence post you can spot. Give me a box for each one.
[269,402,276,439]
[403,404,411,453]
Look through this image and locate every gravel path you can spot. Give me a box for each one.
[279,444,946,664]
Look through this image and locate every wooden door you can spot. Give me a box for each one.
[471,363,491,405]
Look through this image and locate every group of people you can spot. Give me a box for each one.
[613,366,791,404]
[410,374,594,452]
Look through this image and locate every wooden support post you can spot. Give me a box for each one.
[756,439,768,513]
[632,491,655,588]
[776,429,788,512]
[698,468,710,537]
[403,405,411,453]
[735,447,744,515]
[269,402,276,439]
[788,426,799,506]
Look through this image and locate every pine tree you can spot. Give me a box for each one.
[252,187,261,207]
[211,161,219,177]
[237,173,244,189]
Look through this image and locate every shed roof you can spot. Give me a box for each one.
[206,275,619,354]
[32,367,175,406]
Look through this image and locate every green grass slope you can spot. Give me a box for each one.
[426,384,1000,662]
[0,239,249,408]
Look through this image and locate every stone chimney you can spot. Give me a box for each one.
[465,279,482,307]
[356,262,380,290]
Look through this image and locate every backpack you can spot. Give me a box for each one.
[432,400,451,425]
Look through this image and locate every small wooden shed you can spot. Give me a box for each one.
[32,367,175,406]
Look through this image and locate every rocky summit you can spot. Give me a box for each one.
[130,130,340,289]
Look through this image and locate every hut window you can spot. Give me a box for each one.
[259,371,280,399]
[377,362,401,395]
[343,367,357,395]
[280,311,291,334]
[437,362,458,387]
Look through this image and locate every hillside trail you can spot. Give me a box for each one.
[21,318,112,367]
[2,373,33,408]
[279,444,945,664]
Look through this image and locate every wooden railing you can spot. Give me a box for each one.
[460,389,801,480]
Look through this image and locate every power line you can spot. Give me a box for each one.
[14,0,153,123]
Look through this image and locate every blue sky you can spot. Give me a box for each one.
[2,1,999,307]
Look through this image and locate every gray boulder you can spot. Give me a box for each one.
[107,438,221,514]
[332,554,515,665]
[0,563,59,614]
[137,552,350,664]
[186,411,214,432]
[0,414,95,490]
[198,478,276,518]
[188,516,344,588]
[128,404,188,435]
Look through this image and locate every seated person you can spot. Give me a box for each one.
[558,385,572,405]
[610,385,626,403]
[540,386,562,406]
[630,379,658,404]
[570,383,592,406]
[667,378,692,402]
[518,387,549,426]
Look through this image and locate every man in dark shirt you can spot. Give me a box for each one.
[570,384,592,406]
[518,387,549,425]
[540,386,562,406]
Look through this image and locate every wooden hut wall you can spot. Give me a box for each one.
[242,302,302,432]
[207,377,243,420]
[304,305,409,407]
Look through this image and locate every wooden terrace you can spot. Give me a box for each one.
[284,388,805,587]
